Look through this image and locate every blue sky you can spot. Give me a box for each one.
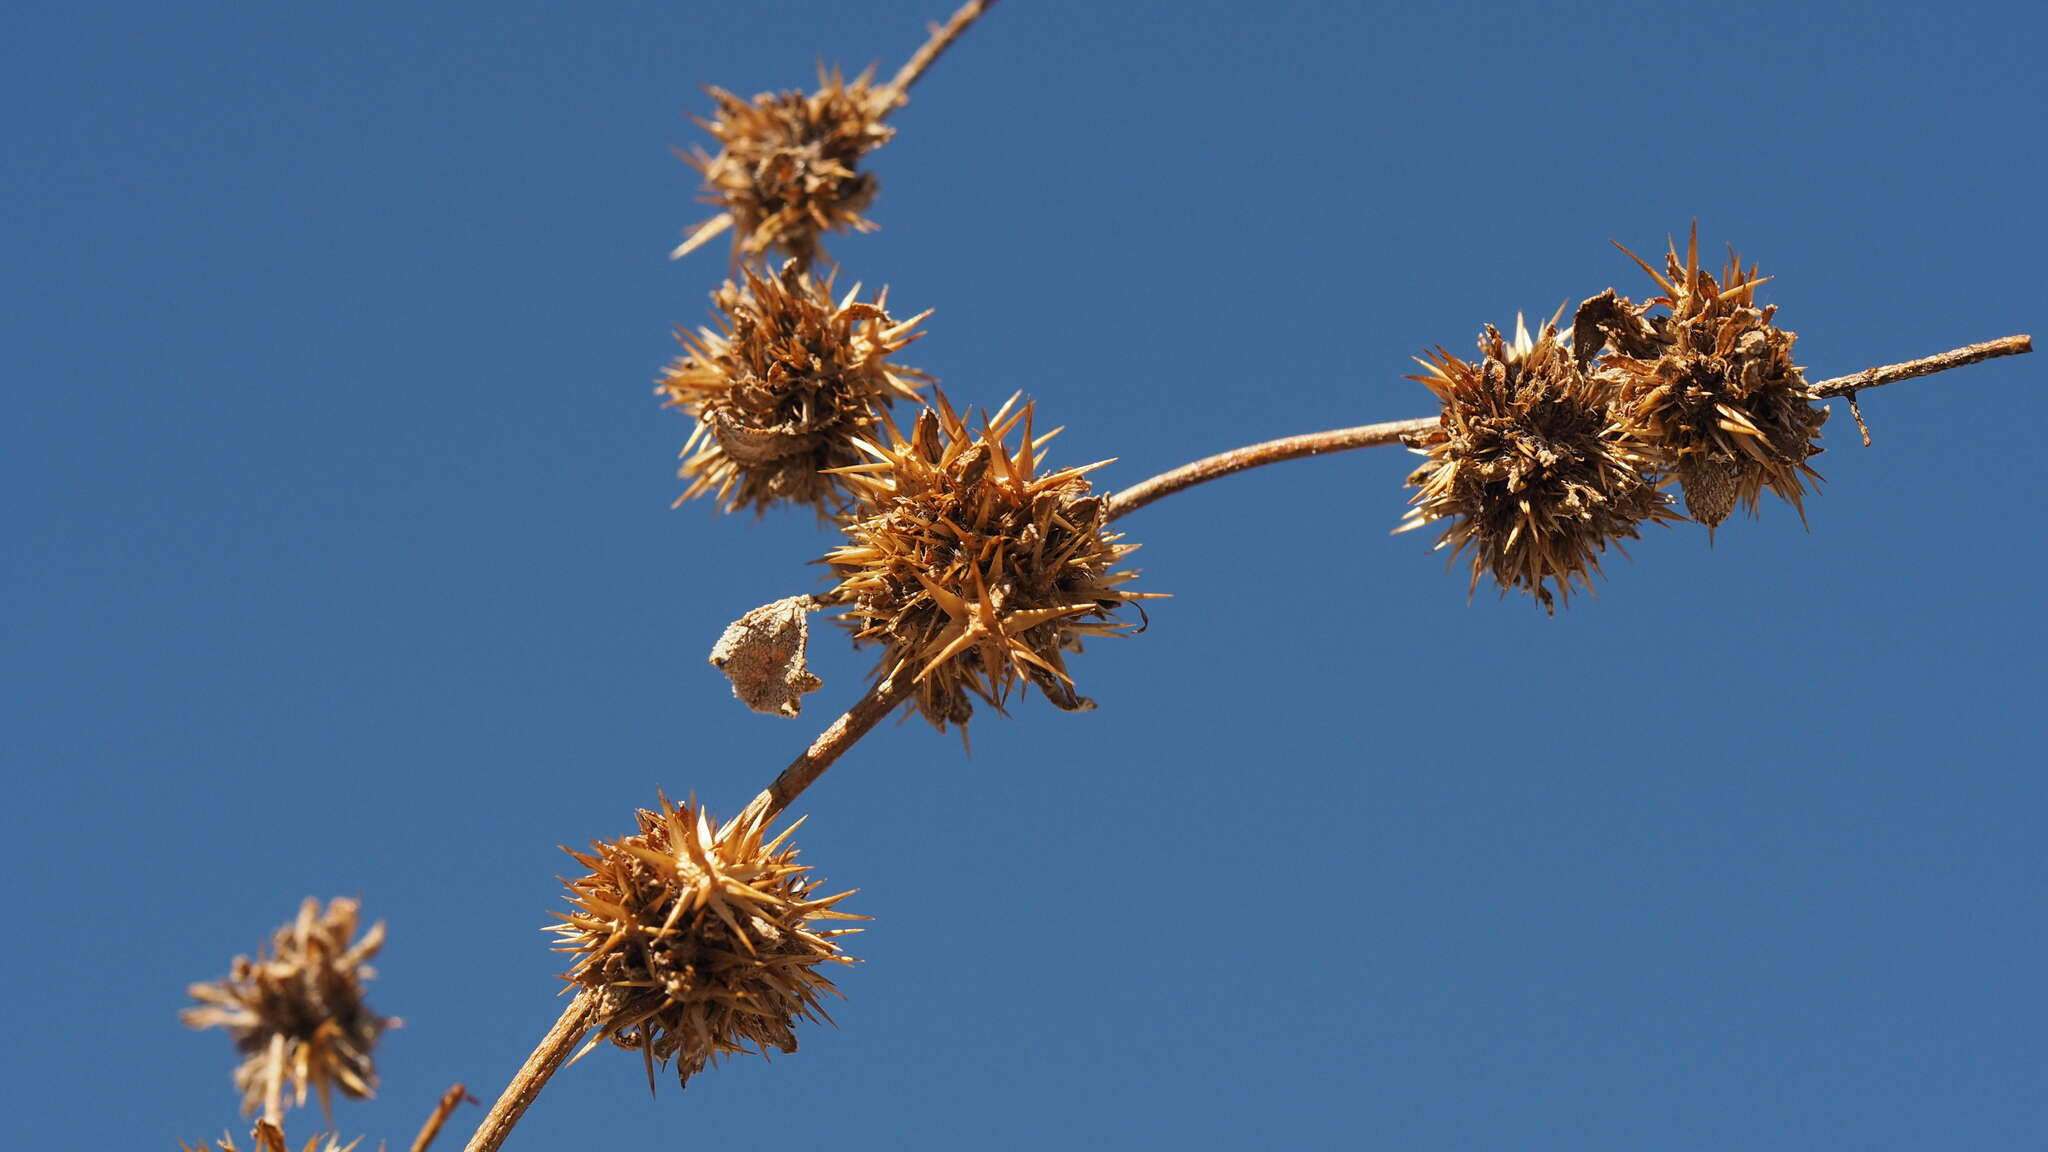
[5,1,2044,1148]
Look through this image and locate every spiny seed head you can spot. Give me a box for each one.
[552,794,863,1091]
[1399,316,1677,613]
[672,66,895,267]
[183,899,393,1122]
[1583,226,1827,528]
[657,259,931,517]
[824,393,1158,732]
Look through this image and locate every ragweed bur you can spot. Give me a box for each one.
[1400,317,1677,613]
[825,394,1158,731]
[671,66,895,267]
[552,794,862,1090]
[184,899,393,1122]
[657,259,931,516]
[1582,227,1827,528]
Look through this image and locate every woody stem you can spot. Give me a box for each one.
[880,0,999,110]
[1104,335,2030,522]
[461,992,598,1152]
[750,675,915,822]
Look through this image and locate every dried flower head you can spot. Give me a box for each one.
[1399,316,1677,612]
[824,393,1158,730]
[1582,226,1827,528]
[671,66,895,267]
[184,898,393,1122]
[552,794,862,1090]
[657,259,931,516]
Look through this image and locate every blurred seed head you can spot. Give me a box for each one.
[1400,317,1677,613]
[657,259,931,517]
[824,394,1158,731]
[183,899,393,1122]
[1581,227,1827,528]
[672,66,895,267]
[553,794,862,1091]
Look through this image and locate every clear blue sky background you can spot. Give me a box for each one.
[6,1,2044,1148]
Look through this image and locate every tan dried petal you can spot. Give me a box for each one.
[657,260,931,517]
[823,393,1161,732]
[552,795,862,1091]
[183,899,394,1123]
[710,595,825,717]
[1399,316,1678,613]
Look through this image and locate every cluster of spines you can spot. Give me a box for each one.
[1401,227,1829,611]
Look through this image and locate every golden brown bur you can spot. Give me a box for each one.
[672,66,896,268]
[825,393,1160,730]
[1400,317,1678,613]
[1581,226,1827,529]
[552,794,862,1090]
[657,259,930,517]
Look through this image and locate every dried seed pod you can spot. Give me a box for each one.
[657,260,931,517]
[671,66,895,267]
[1399,317,1677,613]
[1584,227,1828,528]
[825,394,1159,731]
[709,594,825,717]
[183,899,393,1122]
[552,794,862,1091]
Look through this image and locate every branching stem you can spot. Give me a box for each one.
[1105,335,2030,521]
[466,332,2026,1151]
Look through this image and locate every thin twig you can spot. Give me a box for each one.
[752,675,914,822]
[1104,336,2031,521]
[412,1084,477,1152]
[878,0,998,110]
[1104,418,1436,522]
[1806,333,2030,398]
[461,993,598,1152]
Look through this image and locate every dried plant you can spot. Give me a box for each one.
[184,898,393,1123]
[1398,316,1679,612]
[551,793,863,1090]
[1580,226,1828,528]
[671,66,895,268]
[174,7,2035,1151]
[657,259,931,517]
[824,393,1159,731]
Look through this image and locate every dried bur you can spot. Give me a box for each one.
[1400,316,1677,613]
[658,259,931,517]
[552,793,863,1090]
[671,65,896,268]
[184,898,395,1123]
[1579,225,1827,530]
[710,594,825,716]
[825,393,1161,731]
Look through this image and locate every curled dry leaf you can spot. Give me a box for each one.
[709,595,825,717]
